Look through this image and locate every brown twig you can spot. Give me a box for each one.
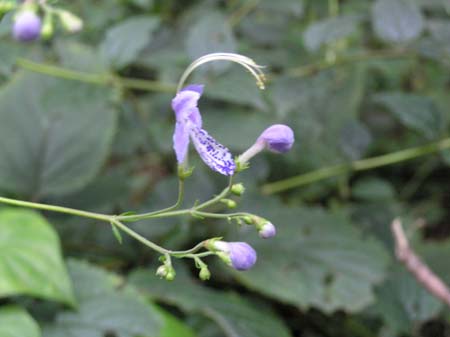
[391,218,450,307]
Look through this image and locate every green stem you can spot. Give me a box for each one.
[261,137,450,194]
[0,196,111,221]
[288,49,415,78]
[16,58,176,93]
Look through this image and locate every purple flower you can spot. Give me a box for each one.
[258,124,294,153]
[13,11,42,42]
[238,124,294,164]
[172,85,236,176]
[214,241,257,271]
[258,222,276,239]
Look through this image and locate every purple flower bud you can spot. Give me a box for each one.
[258,222,276,239]
[238,124,294,164]
[13,10,42,42]
[214,241,257,271]
[257,124,294,153]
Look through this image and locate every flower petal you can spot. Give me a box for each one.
[181,84,204,95]
[190,127,236,175]
[173,121,190,163]
[171,88,202,128]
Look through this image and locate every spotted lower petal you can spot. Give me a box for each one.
[190,127,235,176]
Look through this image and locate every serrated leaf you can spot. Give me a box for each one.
[42,260,162,337]
[371,0,424,43]
[231,204,389,313]
[303,15,362,52]
[101,16,160,68]
[0,306,41,337]
[0,72,116,197]
[0,209,74,305]
[185,12,236,74]
[373,268,442,334]
[373,93,444,139]
[130,266,292,337]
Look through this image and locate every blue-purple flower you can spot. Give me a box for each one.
[172,85,236,176]
[213,241,257,271]
[13,10,42,42]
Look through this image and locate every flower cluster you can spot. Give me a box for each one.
[168,70,295,275]
[7,2,82,42]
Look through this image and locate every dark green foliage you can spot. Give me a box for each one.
[1,0,450,336]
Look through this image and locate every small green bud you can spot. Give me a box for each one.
[0,1,15,14]
[40,13,53,40]
[156,264,176,281]
[231,183,245,196]
[221,198,237,209]
[57,10,83,33]
[199,266,211,281]
[243,216,253,225]
[178,165,194,180]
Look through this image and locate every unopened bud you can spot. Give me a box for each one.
[199,266,211,281]
[40,13,53,40]
[221,198,237,209]
[156,264,176,281]
[231,183,245,196]
[57,10,83,33]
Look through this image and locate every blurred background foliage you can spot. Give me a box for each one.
[1,0,450,336]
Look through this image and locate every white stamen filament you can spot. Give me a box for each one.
[177,53,266,92]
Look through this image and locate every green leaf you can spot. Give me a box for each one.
[185,11,236,73]
[303,15,362,52]
[0,209,74,305]
[42,259,163,337]
[101,16,160,68]
[155,306,197,337]
[0,72,117,197]
[0,306,41,337]
[339,119,372,160]
[373,93,444,139]
[372,268,442,334]
[371,0,424,43]
[130,266,292,337]
[230,203,389,313]
[352,177,396,201]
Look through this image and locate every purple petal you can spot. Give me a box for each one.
[181,84,204,95]
[171,89,202,128]
[228,242,257,271]
[190,127,236,176]
[173,121,190,163]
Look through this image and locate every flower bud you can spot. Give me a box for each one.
[258,124,294,153]
[12,10,41,42]
[156,264,176,281]
[40,12,53,40]
[238,124,294,163]
[57,10,83,33]
[0,1,15,15]
[221,198,237,209]
[258,221,276,239]
[199,266,211,281]
[231,183,245,196]
[210,241,257,271]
